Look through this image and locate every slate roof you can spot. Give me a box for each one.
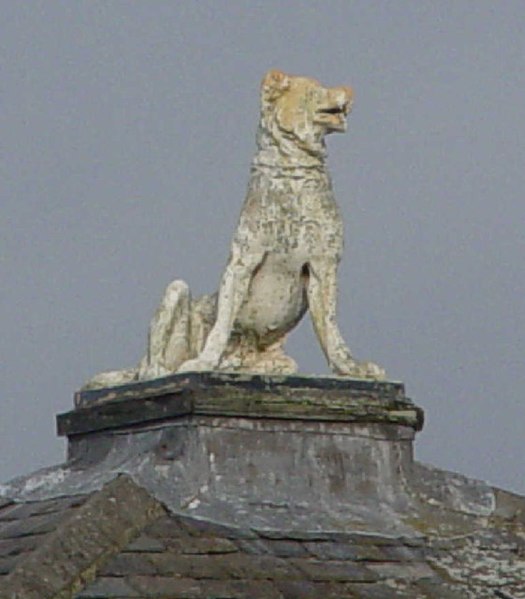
[0,477,164,599]
[0,493,88,580]
[1,474,524,598]
[1,374,524,598]
[77,508,433,599]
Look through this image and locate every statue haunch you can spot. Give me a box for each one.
[83,70,385,390]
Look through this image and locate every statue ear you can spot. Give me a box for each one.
[261,69,290,103]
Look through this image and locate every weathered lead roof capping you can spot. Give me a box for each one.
[1,373,525,598]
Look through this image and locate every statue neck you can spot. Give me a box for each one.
[252,125,328,171]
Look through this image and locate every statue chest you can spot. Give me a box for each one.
[239,184,343,256]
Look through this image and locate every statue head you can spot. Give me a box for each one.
[257,69,353,164]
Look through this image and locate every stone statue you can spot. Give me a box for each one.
[83,70,385,389]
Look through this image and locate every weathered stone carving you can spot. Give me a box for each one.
[84,70,385,389]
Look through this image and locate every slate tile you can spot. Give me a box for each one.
[98,553,158,576]
[1,504,37,522]
[201,579,284,599]
[367,560,437,580]
[354,544,407,561]
[275,580,321,599]
[25,495,86,516]
[0,498,13,511]
[123,535,166,553]
[346,582,408,598]
[304,541,422,562]
[0,496,84,522]
[0,554,23,575]
[0,510,66,539]
[399,535,427,547]
[143,515,186,539]
[412,580,472,599]
[165,536,239,555]
[378,544,423,562]
[292,558,378,582]
[276,581,357,599]
[0,535,40,557]
[264,539,308,558]
[257,529,401,545]
[235,538,272,555]
[220,554,302,581]
[335,532,401,546]
[127,576,202,597]
[148,552,225,578]
[129,577,283,599]
[256,529,333,541]
[76,577,140,598]
[0,504,21,522]
[149,552,302,581]
[304,541,366,561]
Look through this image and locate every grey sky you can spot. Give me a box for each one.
[2,2,524,493]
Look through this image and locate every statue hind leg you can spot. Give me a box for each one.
[82,279,215,389]
[138,280,192,379]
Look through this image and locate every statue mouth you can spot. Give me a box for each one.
[318,106,347,116]
[316,104,348,132]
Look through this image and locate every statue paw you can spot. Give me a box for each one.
[359,361,386,380]
[138,363,171,381]
[177,357,217,373]
[81,368,138,390]
[332,359,386,380]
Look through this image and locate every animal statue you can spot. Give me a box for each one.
[83,69,385,389]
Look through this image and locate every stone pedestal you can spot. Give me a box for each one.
[3,373,522,597]
[57,373,424,533]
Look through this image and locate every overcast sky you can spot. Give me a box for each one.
[2,1,524,494]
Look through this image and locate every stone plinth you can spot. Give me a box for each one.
[55,373,424,533]
[64,372,423,432]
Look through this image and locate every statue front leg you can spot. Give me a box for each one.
[306,258,385,380]
[178,250,266,372]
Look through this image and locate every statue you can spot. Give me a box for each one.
[83,70,385,389]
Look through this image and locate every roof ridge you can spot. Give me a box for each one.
[0,475,165,599]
